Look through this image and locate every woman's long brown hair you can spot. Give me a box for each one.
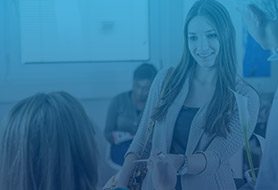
[152,0,237,137]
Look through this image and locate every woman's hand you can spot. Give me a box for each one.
[148,153,184,190]
[114,153,138,188]
[103,172,130,190]
[112,131,133,144]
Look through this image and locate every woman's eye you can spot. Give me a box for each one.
[207,33,218,39]
[188,36,198,41]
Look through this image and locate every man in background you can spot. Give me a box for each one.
[104,63,157,166]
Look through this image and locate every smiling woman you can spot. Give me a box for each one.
[110,0,260,190]
[187,16,220,69]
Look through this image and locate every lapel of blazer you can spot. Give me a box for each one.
[165,77,190,152]
[185,103,209,154]
[164,77,211,155]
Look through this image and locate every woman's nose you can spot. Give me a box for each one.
[198,36,209,51]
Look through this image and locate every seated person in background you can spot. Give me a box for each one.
[104,63,157,166]
[0,92,98,190]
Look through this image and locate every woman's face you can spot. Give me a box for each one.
[187,16,220,69]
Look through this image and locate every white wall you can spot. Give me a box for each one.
[0,0,185,187]
[0,0,159,103]
[2,0,275,186]
[0,0,186,111]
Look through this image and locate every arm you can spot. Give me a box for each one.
[116,68,172,187]
[149,153,206,189]
[116,153,138,186]
[151,153,207,177]
[186,153,207,175]
[172,85,260,177]
[196,85,260,176]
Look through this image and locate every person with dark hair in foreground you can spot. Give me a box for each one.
[104,63,157,166]
[0,92,98,190]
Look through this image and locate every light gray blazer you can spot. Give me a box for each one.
[127,68,260,190]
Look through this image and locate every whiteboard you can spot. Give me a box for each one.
[19,0,149,63]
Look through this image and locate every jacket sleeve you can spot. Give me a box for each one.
[126,68,171,158]
[198,84,260,176]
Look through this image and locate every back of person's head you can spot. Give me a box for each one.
[133,63,157,81]
[246,0,278,50]
[0,92,98,190]
[249,0,278,21]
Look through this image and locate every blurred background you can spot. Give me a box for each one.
[0,0,277,188]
